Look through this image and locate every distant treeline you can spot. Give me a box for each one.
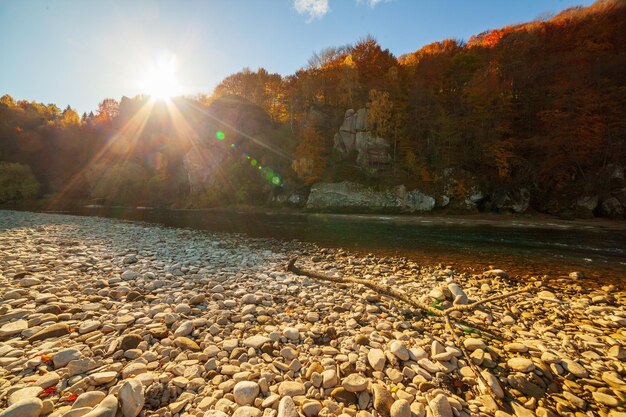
[0,0,624,216]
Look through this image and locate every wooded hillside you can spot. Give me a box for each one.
[1,0,624,217]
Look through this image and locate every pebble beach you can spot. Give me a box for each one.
[0,210,624,417]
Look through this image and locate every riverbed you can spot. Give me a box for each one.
[0,209,624,417]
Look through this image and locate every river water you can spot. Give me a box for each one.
[67,207,626,286]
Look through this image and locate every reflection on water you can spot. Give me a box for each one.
[76,207,625,285]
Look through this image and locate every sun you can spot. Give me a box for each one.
[139,54,182,101]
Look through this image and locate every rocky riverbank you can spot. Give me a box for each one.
[0,210,624,417]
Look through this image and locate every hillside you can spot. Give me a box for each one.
[0,0,624,218]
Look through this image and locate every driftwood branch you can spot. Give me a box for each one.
[286,257,536,409]
[286,257,534,318]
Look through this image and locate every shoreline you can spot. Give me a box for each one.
[3,201,626,232]
[0,210,624,417]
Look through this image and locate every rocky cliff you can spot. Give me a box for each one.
[333,109,392,170]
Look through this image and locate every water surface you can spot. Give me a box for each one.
[67,207,626,286]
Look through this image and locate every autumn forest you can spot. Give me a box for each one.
[1,0,625,218]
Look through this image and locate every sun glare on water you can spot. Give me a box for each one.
[139,54,182,101]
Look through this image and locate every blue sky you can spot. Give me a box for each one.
[0,0,595,114]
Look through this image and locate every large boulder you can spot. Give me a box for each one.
[405,190,436,212]
[574,195,599,218]
[598,197,624,219]
[612,188,626,206]
[306,182,434,213]
[489,188,530,213]
[440,168,485,210]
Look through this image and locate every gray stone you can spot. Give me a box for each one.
[243,335,270,349]
[278,381,305,397]
[119,378,144,417]
[0,398,43,417]
[53,347,81,368]
[277,396,298,417]
[8,387,43,406]
[372,384,393,416]
[0,319,28,337]
[507,357,535,372]
[81,395,118,417]
[120,334,143,351]
[342,374,369,392]
[306,182,434,213]
[232,406,262,417]
[390,400,411,417]
[368,348,386,371]
[428,394,453,417]
[72,391,106,409]
[28,323,69,342]
[173,320,194,337]
[389,341,409,361]
[233,381,259,406]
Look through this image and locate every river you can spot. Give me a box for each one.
[62,206,626,286]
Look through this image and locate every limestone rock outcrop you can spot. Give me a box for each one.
[333,109,391,170]
[306,181,435,212]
